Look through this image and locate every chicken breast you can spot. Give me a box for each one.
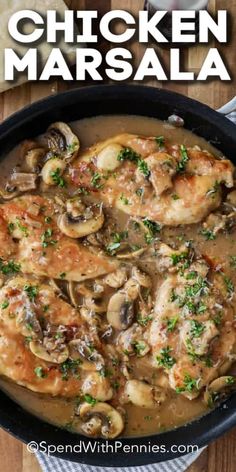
[148,249,236,399]
[0,195,118,281]
[0,276,112,398]
[70,134,234,226]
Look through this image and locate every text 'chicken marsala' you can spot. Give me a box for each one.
[0,114,236,438]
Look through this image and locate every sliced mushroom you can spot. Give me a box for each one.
[9,172,37,192]
[118,323,150,357]
[58,205,104,238]
[67,282,79,307]
[41,158,66,186]
[96,144,123,171]
[204,376,236,407]
[107,278,140,330]
[107,292,134,330]
[84,296,107,314]
[78,402,124,439]
[116,247,146,260]
[25,148,45,172]
[47,122,80,162]
[123,380,166,408]
[68,340,104,371]
[104,268,127,288]
[49,279,68,300]
[29,340,69,364]
[0,188,20,200]
[132,267,152,288]
[81,372,113,401]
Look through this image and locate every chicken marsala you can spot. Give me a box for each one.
[0,114,235,439]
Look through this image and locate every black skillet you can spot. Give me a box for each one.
[0,85,235,467]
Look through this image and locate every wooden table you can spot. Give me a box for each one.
[0,0,236,470]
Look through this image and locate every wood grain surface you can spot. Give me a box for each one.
[0,0,236,471]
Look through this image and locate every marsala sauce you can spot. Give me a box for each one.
[0,115,235,437]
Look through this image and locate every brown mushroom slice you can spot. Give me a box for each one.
[84,296,107,314]
[10,172,38,192]
[0,188,21,200]
[124,380,166,408]
[116,247,146,260]
[47,122,80,161]
[204,376,236,407]
[132,267,152,288]
[103,268,127,288]
[25,148,46,172]
[67,281,79,307]
[29,340,69,364]
[79,402,124,439]
[68,340,104,372]
[107,292,135,330]
[58,206,104,239]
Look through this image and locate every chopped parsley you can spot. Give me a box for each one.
[200,229,216,241]
[137,159,150,177]
[24,284,38,302]
[156,346,176,369]
[1,300,9,309]
[50,168,66,187]
[34,366,47,378]
[170,251,189,267]
[223,275,234,295]
[91,172,103,189]
[60,358,82,381]
[226,376,235,385]
[117,147,150,177]
[60,272,66,279]
[166,316,179,332]
[190,320,205,338]
[176,374,198,393]
[8,222,15,234]
[155,136,165,147]
[143,218,161,244]
[84,394,97,406]
[133,341,147,356]
[0,259,21,275]
[137,314,153,327]
[41,229,57,248]
[106,231,128,255]
[172,194,180,200]
[177,145,189,172]
[15,218,29,237]
[120,193,129,205]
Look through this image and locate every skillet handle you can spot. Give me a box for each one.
[217,96,236,116]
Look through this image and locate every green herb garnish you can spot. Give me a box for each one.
[156,346,176,369]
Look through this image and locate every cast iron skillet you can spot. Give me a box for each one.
[0,85,236,467]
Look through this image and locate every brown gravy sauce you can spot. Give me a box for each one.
[0,115,235,438]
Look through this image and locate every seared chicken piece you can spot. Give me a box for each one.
[70,134,234,226]
[148,249,236,399]
[0,277,113,398]
[0,195,118,282]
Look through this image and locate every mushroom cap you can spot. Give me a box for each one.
[47,122,80,161]
[29,340,69,364]
[79,401,124,439]
[204,375,236,407]
[107,292,134,330]
[57,208,104,239]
